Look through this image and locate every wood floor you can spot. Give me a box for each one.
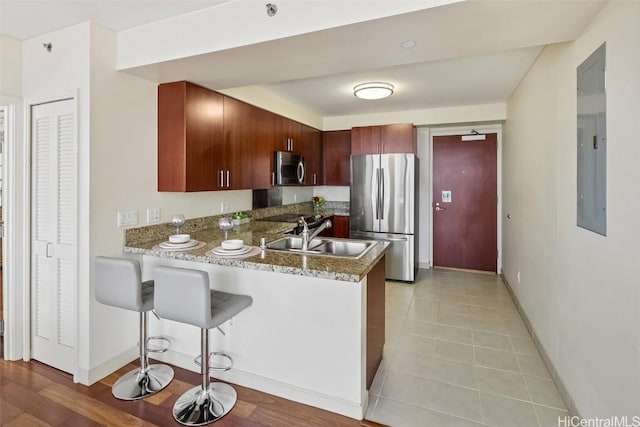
[1,358,385,426]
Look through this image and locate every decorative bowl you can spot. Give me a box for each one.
[169,234,191,244]
[221,239,244,250]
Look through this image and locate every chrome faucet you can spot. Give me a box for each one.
[299,216,332,251]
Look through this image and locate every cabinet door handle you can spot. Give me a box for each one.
[272,172,275,186]
[226,170,230,188]
[313,174,317,185]
[219,170,224,188]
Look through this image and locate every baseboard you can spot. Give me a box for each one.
[76,346,138,386]
[500,274,581,418]
[152,349,366,420]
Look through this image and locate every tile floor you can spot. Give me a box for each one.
[366,268,569,427]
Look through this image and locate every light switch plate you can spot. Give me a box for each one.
[147,208,160,224]
[117,211,139,228]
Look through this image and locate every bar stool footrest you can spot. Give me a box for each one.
[147,336,171,354]
[194,352,233,372]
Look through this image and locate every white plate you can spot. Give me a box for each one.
[211,245,251,255]
[159,239,199,249]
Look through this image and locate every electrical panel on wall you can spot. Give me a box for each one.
[577,42,606,236]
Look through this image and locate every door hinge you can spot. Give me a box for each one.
[496,249,499,259]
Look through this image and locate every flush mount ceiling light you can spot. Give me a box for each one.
[353,82,394,100]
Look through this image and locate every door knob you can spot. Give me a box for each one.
[507,213,512,219]
[435,206,446,211]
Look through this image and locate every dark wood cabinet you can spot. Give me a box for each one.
[321,215,349,238]
[158,81,324,192]
[300,124,323,186]
[351,126,380,155]
[224,97,274,190]
[322,130,351,186]
[332,215,350,238]
[274,115,301,153]
[158,81,224,191]
[351,123,416,155]
[366,256,385,389]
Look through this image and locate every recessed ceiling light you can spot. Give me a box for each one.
[400,40,416,49]
[353,82,394,100]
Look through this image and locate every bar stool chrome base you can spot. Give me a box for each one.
[173,382,237,426]
[112,364,175,400]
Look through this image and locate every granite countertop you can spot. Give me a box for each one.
[123,204,384,283]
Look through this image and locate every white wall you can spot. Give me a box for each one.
[16,22,254,382]
[503,1,640,417]
[0,35,24,360]
[416,127,430,268]
[0,35,22,97]
[116,1,453,69]
[87,24,253,377]
[220,85,323,130]
[323,102,506,130]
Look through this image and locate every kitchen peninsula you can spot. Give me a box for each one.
[123,205,387,419]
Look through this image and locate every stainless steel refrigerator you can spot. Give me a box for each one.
[350,153,417,282]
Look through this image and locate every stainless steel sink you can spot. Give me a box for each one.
[266,236,375,259]
[317,240,372,257]
[267,236,325,252]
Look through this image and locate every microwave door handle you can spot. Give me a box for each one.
[297,160,305,184]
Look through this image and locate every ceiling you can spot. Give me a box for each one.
[0,0,607,117]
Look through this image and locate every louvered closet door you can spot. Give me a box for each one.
[31,99,77,374]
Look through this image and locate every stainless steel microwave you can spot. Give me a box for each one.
[274,151,305,185]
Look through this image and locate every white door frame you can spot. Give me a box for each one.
[8,92,79,378]
[429,124,503,273]
[1,96,25,361]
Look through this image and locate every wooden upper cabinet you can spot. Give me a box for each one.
[274,115,301,153]
[381,123,416,153]
[351,123,416,155]
[223,97,273,190]
[351,126,381,155]
[299,124,323,186]
[323,130,351,186]
[158,81,224,192]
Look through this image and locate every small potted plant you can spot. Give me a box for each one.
[231,211,250,226]
[312,196,324,214]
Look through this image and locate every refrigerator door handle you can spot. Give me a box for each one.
[375,168,381,220]
[380,168,385,220]
[378,236,408,242]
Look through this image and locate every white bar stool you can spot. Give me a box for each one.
[94,256,174,400]
[153,265,253,426]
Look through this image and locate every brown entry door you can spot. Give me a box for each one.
[433,134,497,272]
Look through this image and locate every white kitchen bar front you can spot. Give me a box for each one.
[140,255,385,420]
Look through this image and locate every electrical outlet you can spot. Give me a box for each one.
[147,208,160,224]
[117,211,139,228]
[221,202,229,213]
